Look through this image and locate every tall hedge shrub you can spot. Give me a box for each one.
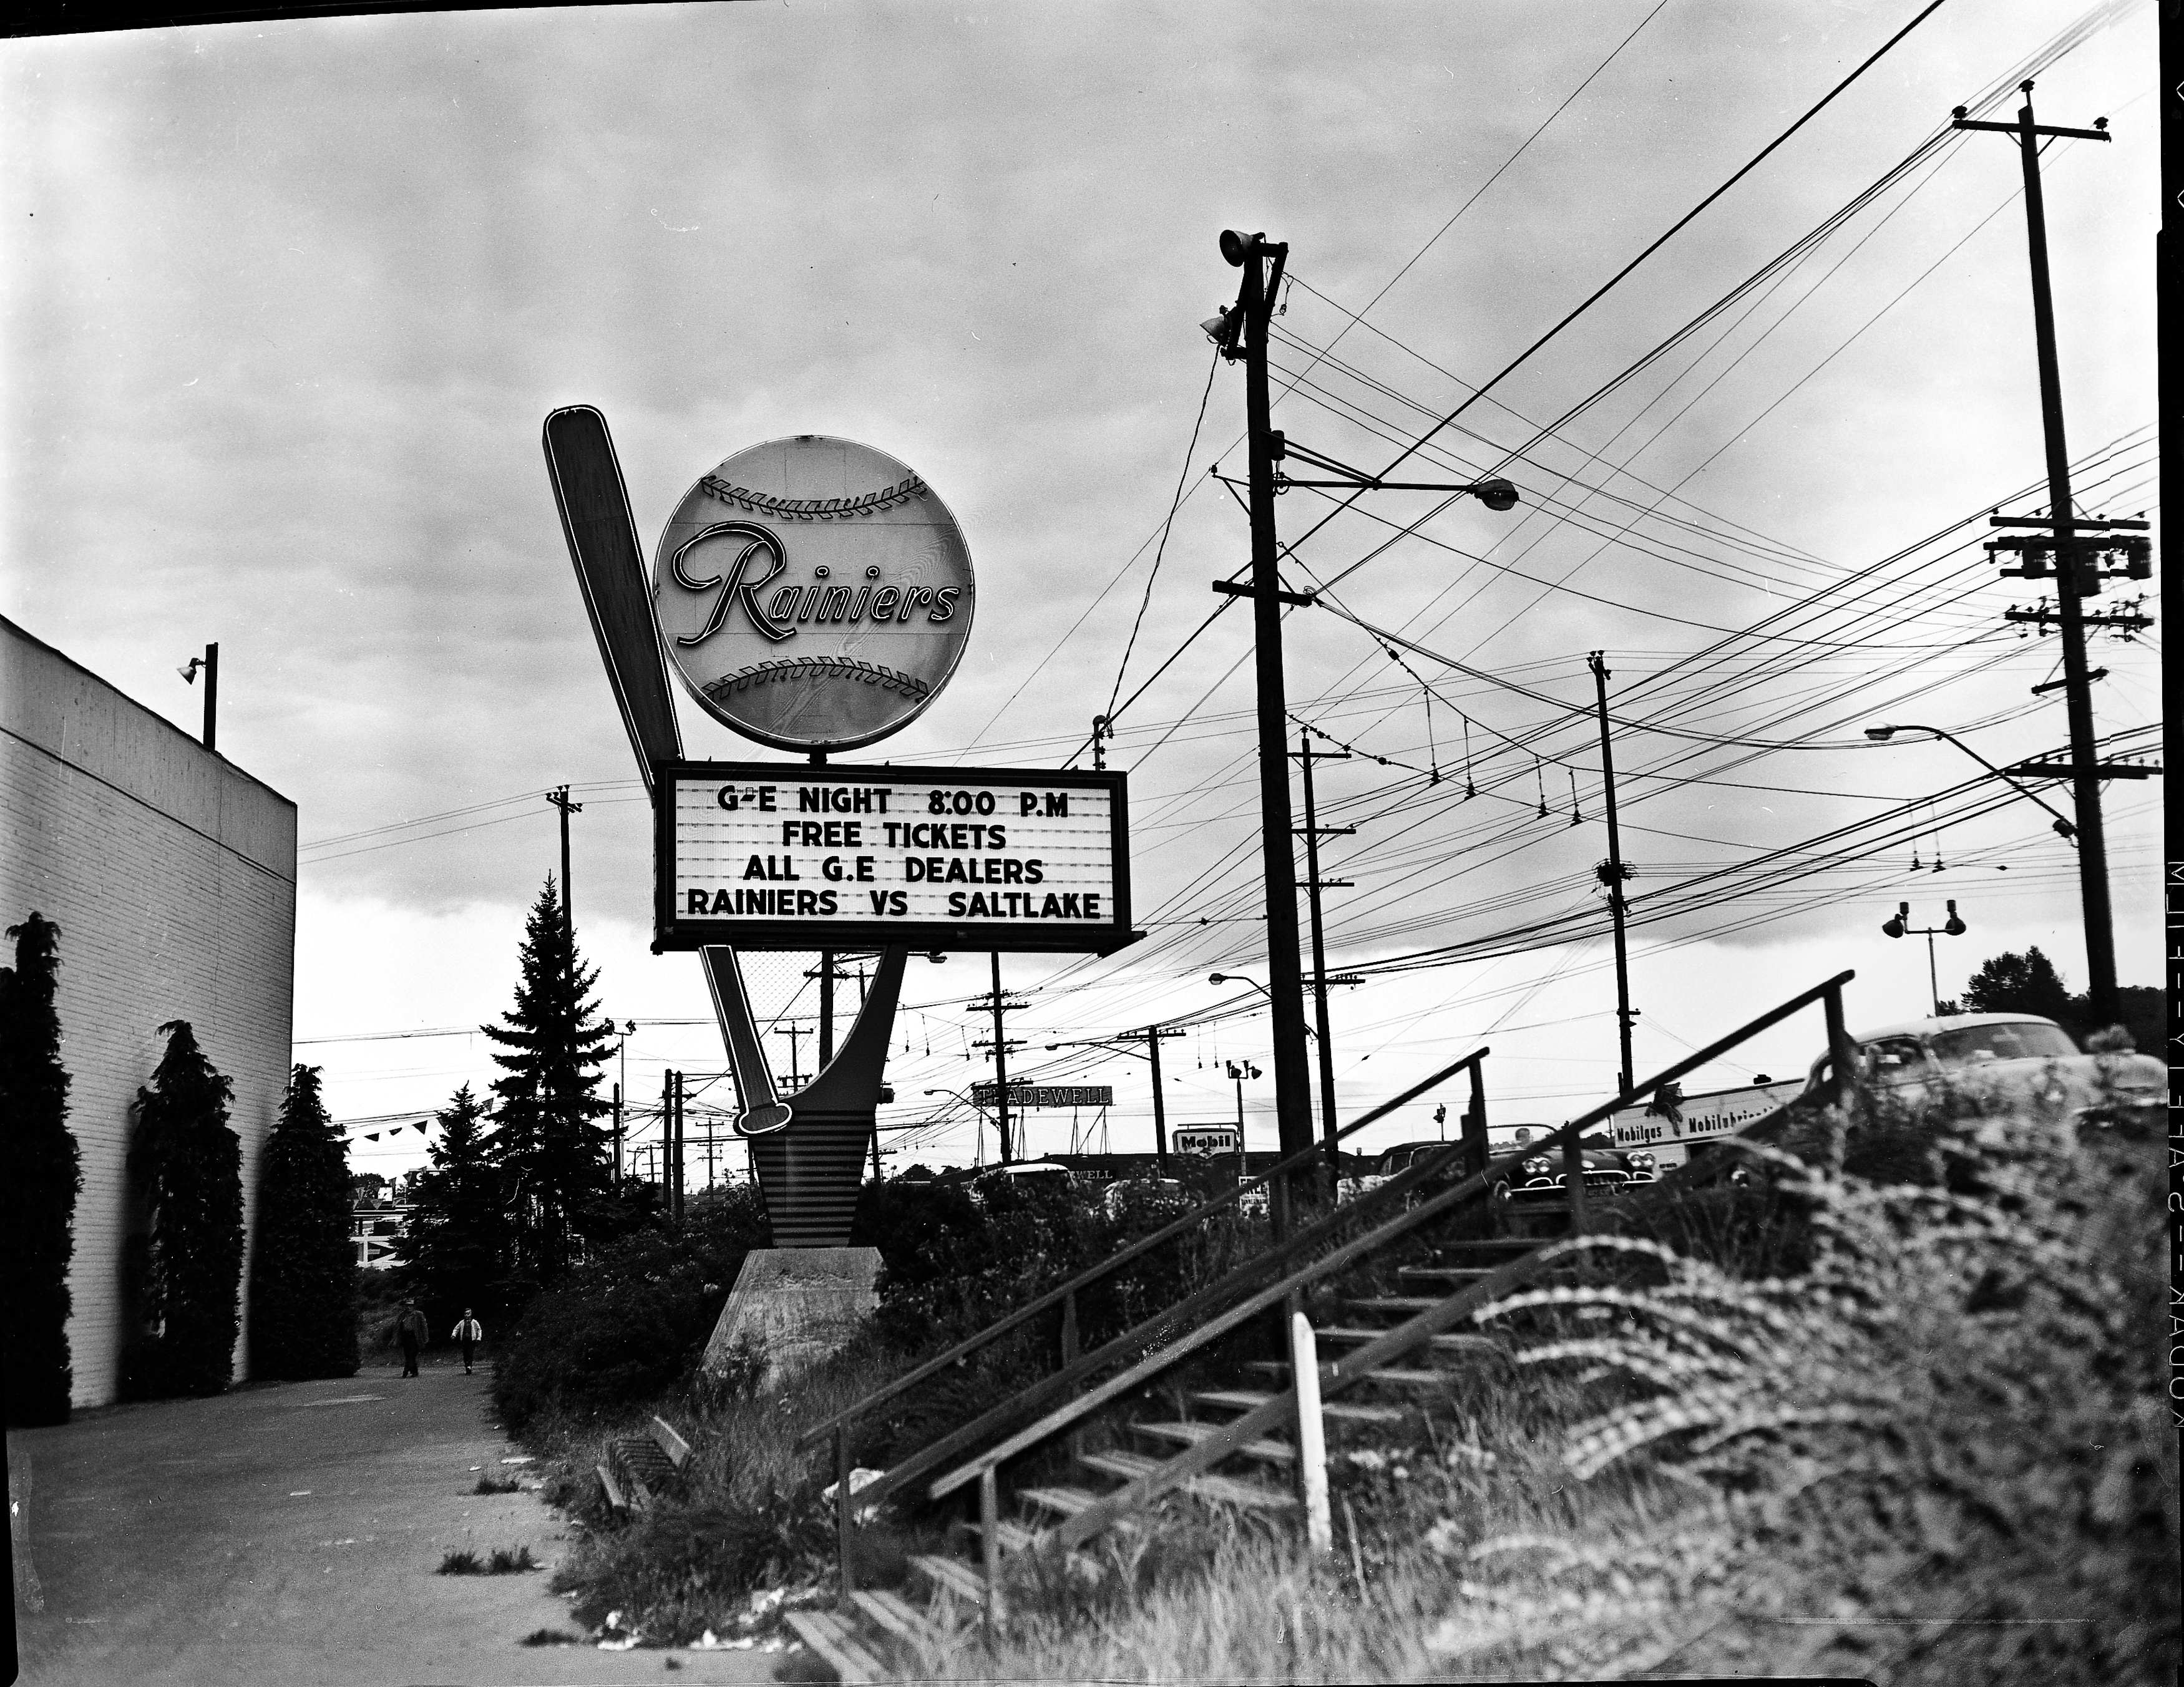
[125,1021,245,1398]
[2,912,82,1426]
[248,1064,359,1380]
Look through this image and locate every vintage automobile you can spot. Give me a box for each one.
[1800,1011,2164,1132]
[1488,1127,1660,1205]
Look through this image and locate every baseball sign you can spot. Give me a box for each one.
[651,435,975,752]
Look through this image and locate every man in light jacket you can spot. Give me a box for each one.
[451,1310,484,1376]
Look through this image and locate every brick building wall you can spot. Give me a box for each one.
[1,615,296,1407]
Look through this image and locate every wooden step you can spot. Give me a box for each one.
[1316,1326,1503,1356]
[1359,1366,1467,1389]
[1397,1265,1500,1286]
[906,1552,985,1603]
[1187,1388,1406,1426]
[1133,1419,1296,1466]
[784,1610,885,1684]
[848,1588,941,1645]
[960,1517,1042,1554]
[1082,1446,1295,1510]
[1018,1484,1102,1518]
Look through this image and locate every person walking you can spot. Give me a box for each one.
[451,1309,484,1376]
[394,1302,429,1378]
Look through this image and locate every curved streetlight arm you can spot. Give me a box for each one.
[1866,723,2077,845]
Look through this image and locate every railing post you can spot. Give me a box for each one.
[1463,1062,1489,1180]
[1562,1131,1588,1234]
[1823,983,1864,1163]
[1061,1290,1081,1461]
[979,1466,1003,1626]
[1290,1311,1332,1555]
[836,1419,856,1608]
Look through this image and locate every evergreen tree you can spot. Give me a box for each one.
[248,1065,360,1380]
[2,912,82,1426]
[483,878,613,1286]
[1959,948,2077,1028]
[125,1021,246,1398]
[392,1084,509,1331]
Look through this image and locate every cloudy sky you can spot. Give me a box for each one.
[2,0,2158,1182]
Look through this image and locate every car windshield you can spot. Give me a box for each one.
[1928,1021,2078,1066]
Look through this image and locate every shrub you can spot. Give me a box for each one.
[248,1065,361,1381]
[490,1184,768,1434]
[124,1021,245,1399]
[2,912,82,1426]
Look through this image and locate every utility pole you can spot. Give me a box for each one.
[1951,84,2120,1025]
[973,955,1028,1162]
[1587,653,1637,1096]
[612,1081,622,1190]
[1215,227,1314,1164]
[1291,730,1354,1184]
[547,785,583,939]
[773,1023,809,1091]
[817,951,836,1069]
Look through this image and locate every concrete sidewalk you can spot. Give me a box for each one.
[9,1352,782,1687]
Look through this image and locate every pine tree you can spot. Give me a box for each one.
[248,1066,360,1380]
[392,1084,509,1332]
[125,1021,246,1398]
[3,912,82,1426]
[483,879,614,1286]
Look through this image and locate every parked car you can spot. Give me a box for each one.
[1101,1175,1187,1220]
[1801,1011,2163,1132]
[1489,1130,1659,1205]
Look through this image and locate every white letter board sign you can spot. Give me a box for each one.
[654,761,1139,955]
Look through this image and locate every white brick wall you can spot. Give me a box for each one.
[2,615,296,1407]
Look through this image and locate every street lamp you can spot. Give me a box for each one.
[1864,723,2077,842]
[1208,973,1318,1038]
[1881,899,1967,1018]
[924,1087,994,1167]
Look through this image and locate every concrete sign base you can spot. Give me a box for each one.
[703,1247,883,1388]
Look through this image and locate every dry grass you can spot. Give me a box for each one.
[895,1101,2175,1683]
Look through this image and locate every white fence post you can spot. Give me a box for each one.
[1290,1311,1333,1555]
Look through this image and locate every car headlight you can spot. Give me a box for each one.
[1629,1151,1655,1172]
[1522,1155,1552,1178]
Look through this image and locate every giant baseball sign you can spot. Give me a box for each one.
[651,435,975,753]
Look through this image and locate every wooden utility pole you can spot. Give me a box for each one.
[1216,228,1315,1163]
[1291,730,1354,1184]
[973,955,1028,1162]
[547,785,583,938]
[1587,653,1636,1096]
[1951,85,2120,1024]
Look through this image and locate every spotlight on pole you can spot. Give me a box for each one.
[1881,903,1908,938]
[1943,900,1966,936]
[1472,478,1520,512]
[1218,229,1264,267]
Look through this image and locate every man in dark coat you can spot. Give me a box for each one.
[394,1303,429,1378]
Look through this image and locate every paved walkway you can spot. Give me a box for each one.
[9,1351,780,1687]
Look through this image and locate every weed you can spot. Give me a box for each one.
[438,1545,538,1575]
[519,1627,577,1646]
[473,1474,521,1494]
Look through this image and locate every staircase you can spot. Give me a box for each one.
[787,971,1859,1681]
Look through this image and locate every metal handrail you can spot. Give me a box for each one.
[797,1045,1488,1452]
[925,970,1856,1505]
